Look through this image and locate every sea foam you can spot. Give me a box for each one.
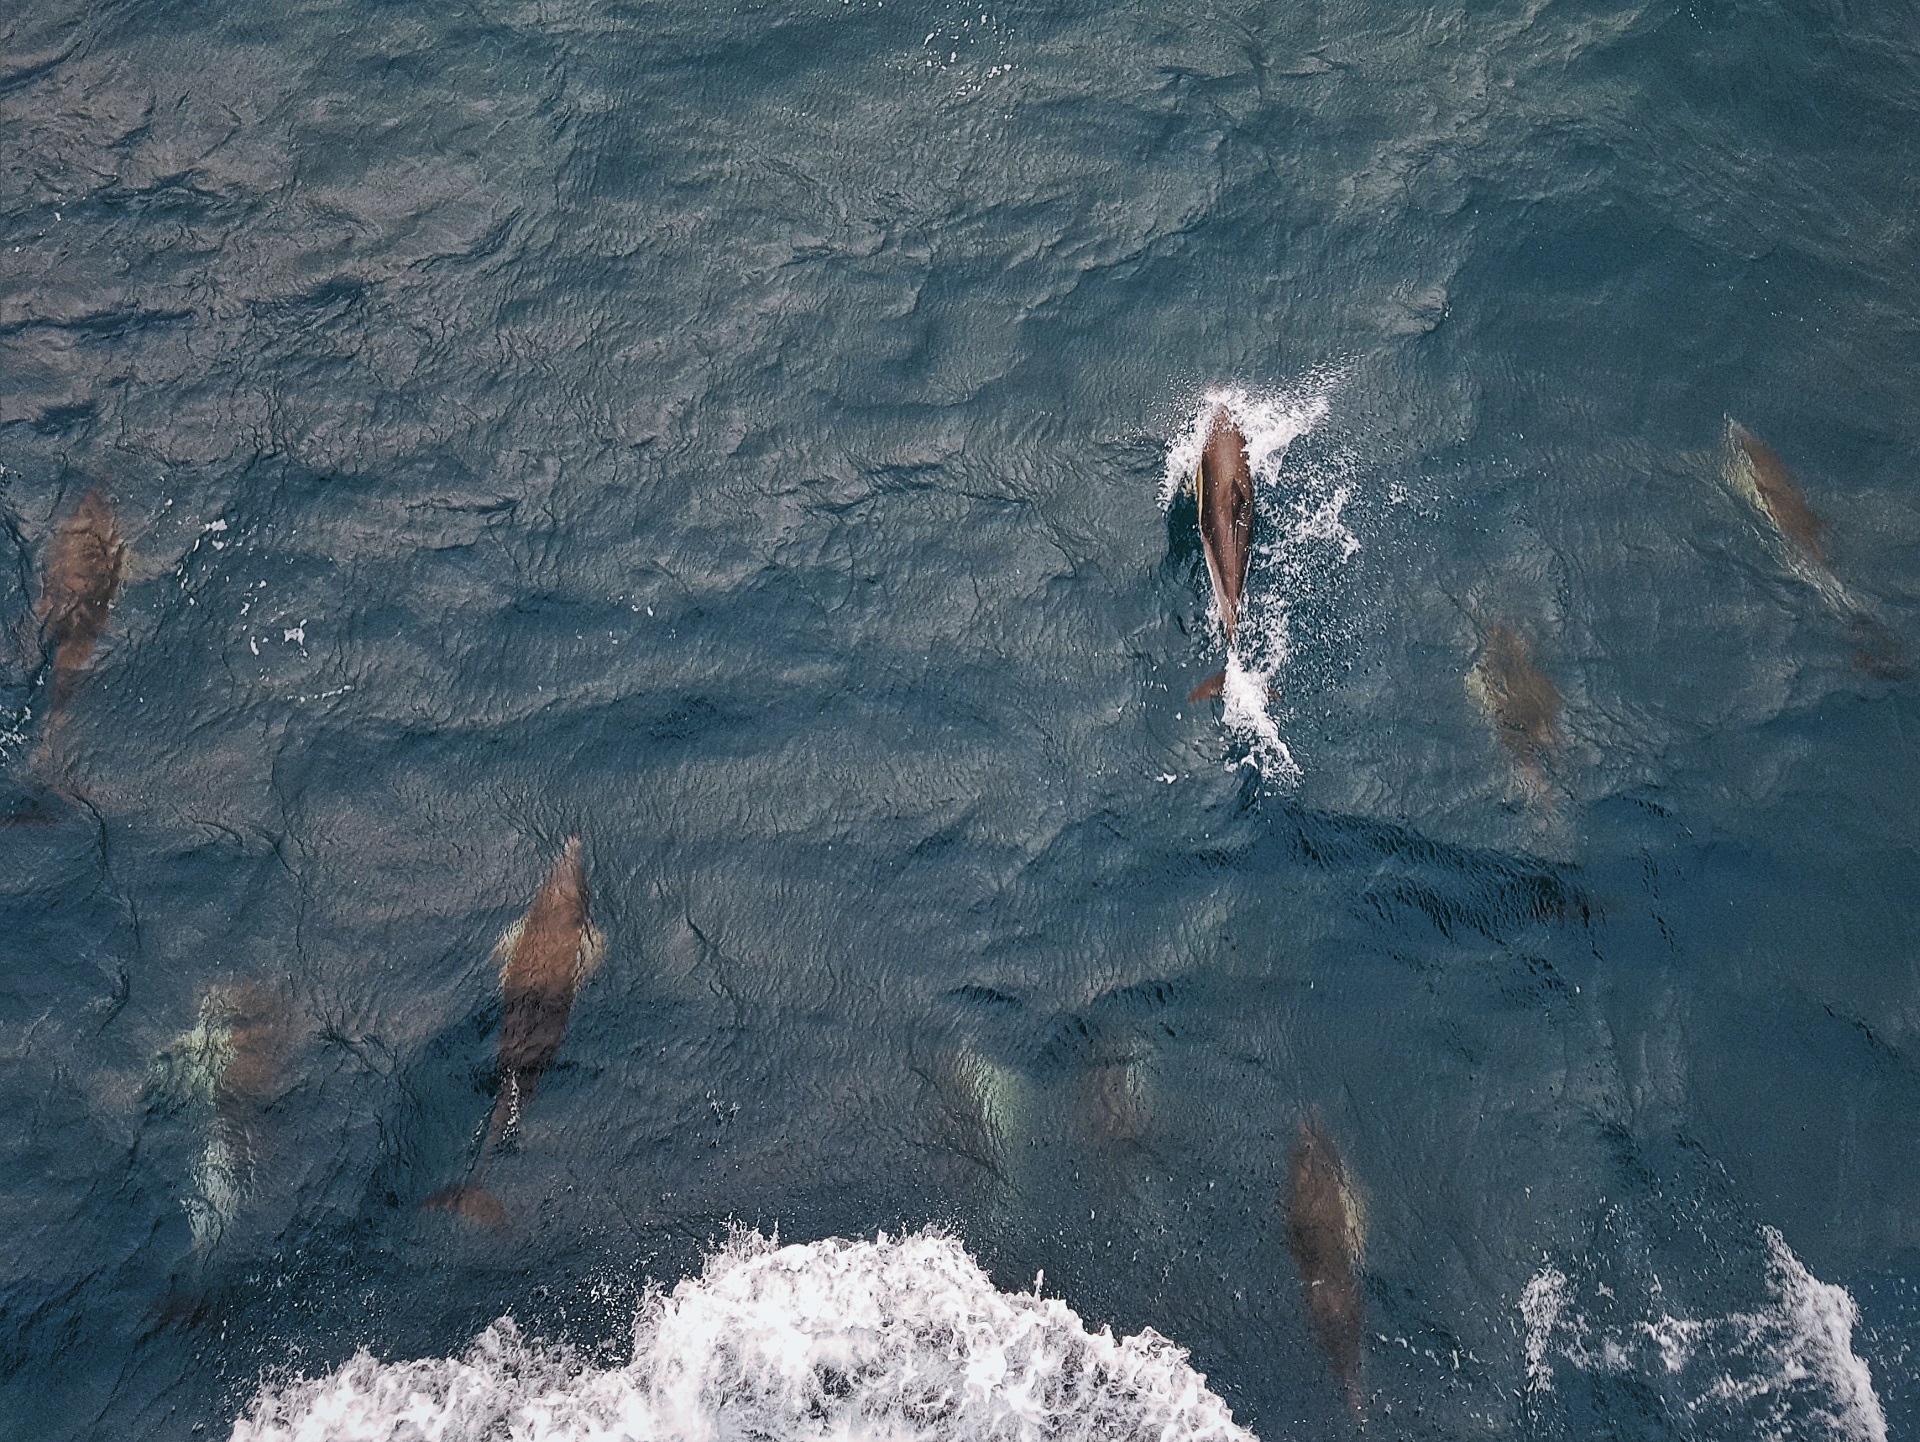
[1521,1226,1886,1442]
[232,1229,1256,1442]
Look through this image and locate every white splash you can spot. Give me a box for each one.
[1158,384,1330,513]
[0,703,30,762]
[231,1230,1257,1442]
[1520,1227,1886,1442]
[1163,380,1347,785]
[1219,653,1299,784]
[1519,1265,1570,1393]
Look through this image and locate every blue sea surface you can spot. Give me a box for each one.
[2,0,1918,1437]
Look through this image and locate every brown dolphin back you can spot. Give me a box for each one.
[212,983,286,1110]
[37,489,125,706]
[1473,625,1562,775]
[1286,1118,1366,1419]
[1729,421,1828,566]
[496,835,599,1094]
[1196,407,1255,641]
[424,837,603,1229]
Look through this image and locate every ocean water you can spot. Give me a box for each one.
[3,0,1918,1438]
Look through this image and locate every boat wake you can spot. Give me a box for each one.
[1521,1226,1886,1442]
[232,1230,1256,1442]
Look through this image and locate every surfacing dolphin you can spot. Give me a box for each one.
[425,835,606,1226]
[1188,405,1255,703]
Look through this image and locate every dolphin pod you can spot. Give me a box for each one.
[2,392,1906,1398]
[1187,405,1256,703]
[1286,1116,1368,1420]
[425,835,606,1226]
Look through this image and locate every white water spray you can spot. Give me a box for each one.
[1520,1226,1886,1442]
[1159,384,1330,514]
[232,1230,1257,1442]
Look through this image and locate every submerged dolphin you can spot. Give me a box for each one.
[143,982,292,1332]
[1723,418,1907,677]
[150,982,289,1252]
[1466,623,1562,798]
[1725,419,1826,567]
[426,836,605,1226]
[1188,406,1256,703]
[1077,1051,1151,1149]
[1286,1117,1367,1420]
[918,1040,1017,1187]
[36,488,125,711]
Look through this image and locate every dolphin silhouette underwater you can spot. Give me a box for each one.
[425,836,605,1226]
[35,487,126,713]
[9,486,127,802]
[1187,405,1256,703]
[150,982,289,1253]
[1725,419,1827,567]
[1466,622,1563,805]
[1723,418,1907,678]
[1286,1116,1368,1420]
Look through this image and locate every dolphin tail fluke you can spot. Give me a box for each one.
[422,1184,509,1228]
[1188,670,1227,703]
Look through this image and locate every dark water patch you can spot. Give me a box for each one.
[1258,798,1594,940]
[1358,868,1587,946]
[945,982,1024,1012]
[1085,972,1194,1020]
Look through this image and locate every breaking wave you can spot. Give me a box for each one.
[1162,381,1352,785]
[1521,1225,1886,1442]
[231,1230,1256,1442]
